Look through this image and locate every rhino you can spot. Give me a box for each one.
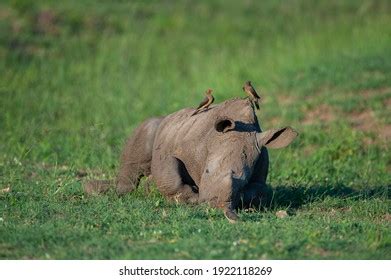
[85,97,297,221]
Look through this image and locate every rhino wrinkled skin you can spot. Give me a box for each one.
[85,98,298,220]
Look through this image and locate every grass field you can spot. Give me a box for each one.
[0,0,390,259]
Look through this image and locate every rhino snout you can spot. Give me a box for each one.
[220,171,248,209]
[231,165,252,184]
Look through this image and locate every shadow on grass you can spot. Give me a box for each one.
[238,184,389,222]
[266,184,389,210]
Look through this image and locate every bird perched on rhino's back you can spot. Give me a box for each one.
[243,81,261,110]
[191,88,214,116]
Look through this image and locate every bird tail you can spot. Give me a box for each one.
[254,100,260,110]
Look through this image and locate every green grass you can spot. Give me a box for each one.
[0,0,390,259]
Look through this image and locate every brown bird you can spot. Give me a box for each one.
[191,89,214,116]
[242,81,261,110]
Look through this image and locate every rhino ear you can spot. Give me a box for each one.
[215,118,235,133]
[257,127,298,149]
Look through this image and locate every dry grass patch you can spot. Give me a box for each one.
[348,109,391,143]
[360,87,391,99]
[303,104,336,125]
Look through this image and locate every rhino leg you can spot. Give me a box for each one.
[116,117,163,195]
[153,156,199,204]
[116,162,150,194]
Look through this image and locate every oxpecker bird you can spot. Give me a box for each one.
[243,81,261,110]
[191,89,214,116]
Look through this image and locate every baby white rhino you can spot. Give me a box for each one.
[85,97,298,222]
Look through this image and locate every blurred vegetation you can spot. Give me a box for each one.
[0,0,390,259]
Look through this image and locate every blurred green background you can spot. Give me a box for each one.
[0,0,390,259]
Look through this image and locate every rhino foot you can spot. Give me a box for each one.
[224,209,239,223]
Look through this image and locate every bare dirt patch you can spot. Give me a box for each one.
[306,86,390,104]
[303,104,336,125]
[380,124,391,140]
[0,6,13,20]
[305,245,333,257]
[349,110,377,132]
[35,9,59,35]
[348,109,391,143]
[384,98,391,108]
[277,93,296,106]
[0,186,11,194]
[303,144,318,156]
[360,87,391,99]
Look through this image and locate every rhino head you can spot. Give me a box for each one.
[197,98,298,220]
